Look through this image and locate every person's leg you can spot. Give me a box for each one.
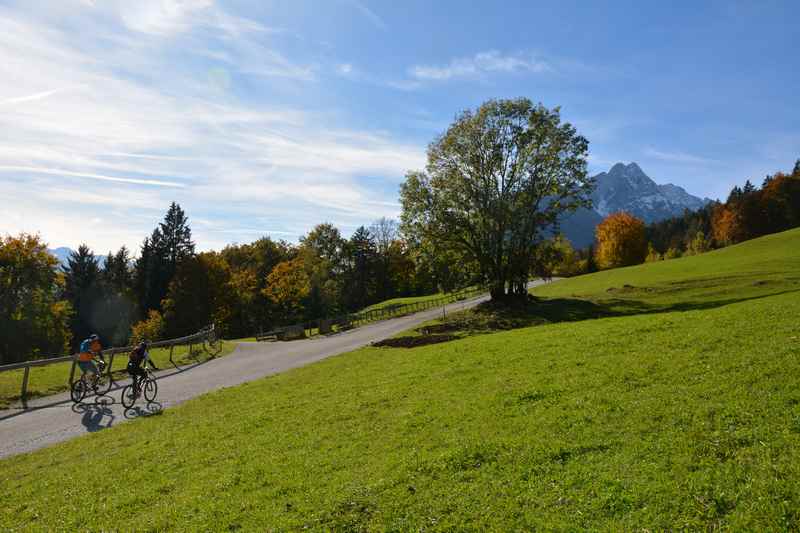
[77,360,95,382]
[126,362,138,394]
[87,361,99,386]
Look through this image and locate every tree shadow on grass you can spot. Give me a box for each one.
[518,287,800,325]
[375,285,800,348]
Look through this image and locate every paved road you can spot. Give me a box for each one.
[0,281,548,459]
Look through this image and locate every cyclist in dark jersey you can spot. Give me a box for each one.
[127,341,154,390]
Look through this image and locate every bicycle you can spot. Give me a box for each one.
[70,358,111,403]
[121,363,158,409]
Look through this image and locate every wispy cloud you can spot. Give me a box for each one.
[348,0,387,30]
[0,2,422,251]
[0,86,84,105]
[409,50,551,81]
[643,147,719,165]
[0,166,186,187]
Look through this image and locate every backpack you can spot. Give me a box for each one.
[130,345,145,364]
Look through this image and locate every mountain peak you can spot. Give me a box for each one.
[591,162,709,220]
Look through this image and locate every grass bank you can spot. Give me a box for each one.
[1,229,799,530]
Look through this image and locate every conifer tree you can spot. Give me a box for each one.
[62,244,102,347]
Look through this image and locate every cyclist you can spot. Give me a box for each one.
[127,341,154,393]
[77,334,104,381]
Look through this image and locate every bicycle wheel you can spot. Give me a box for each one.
[70,379,87,403]
[143,377,158,403]
[121,384,137,409]
[93,372,112,396]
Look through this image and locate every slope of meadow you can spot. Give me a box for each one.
[1,229,799,531]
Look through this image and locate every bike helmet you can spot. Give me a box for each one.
[89,334,99,341]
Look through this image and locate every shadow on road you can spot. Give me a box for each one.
[71,401,115,432]
[0,356,212,422]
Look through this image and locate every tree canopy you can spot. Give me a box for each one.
[400,98,592,300]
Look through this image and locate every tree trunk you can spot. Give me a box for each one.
[489,283,505,300]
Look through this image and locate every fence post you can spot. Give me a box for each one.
[20,365,30,407]
[107,351,116,386]
[69,358,77,385]
[169,344,176,368]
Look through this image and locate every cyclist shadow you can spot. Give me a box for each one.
[71,398,116,432]
[123,401,164,420]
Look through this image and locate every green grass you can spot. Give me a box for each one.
[360,292,446,312]
[2,229,800,530]
[0,341,237,409]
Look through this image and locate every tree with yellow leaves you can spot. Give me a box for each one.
[595,212,647,269]
[262,257,311,324]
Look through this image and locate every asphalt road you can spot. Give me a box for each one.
[0,281,548,459]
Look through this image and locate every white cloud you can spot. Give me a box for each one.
[409,50,551,81]
[0,3,423,252]
[643,147,719,165]
[336,63,354,76]
[0,166,186,187]
[0,86,84,105]
[348,0,387,30]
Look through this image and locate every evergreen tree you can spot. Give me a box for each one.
[743,180,756,194]
[133,203,195,315]
[727,185,744,204]
[794,159,800,175]
[103,246,132,291]
[101,246,136,345]
[159,202,195,270]
[62,244,103,347]
[342,226,377,310]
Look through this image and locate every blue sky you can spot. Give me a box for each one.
[1,0,798,252]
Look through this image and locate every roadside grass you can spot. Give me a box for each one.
[0,341,237,409]
[360,286,479,314]
[361,292,446,312]
[2,229,800,530]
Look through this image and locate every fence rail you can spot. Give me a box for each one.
[0,325,218,407]
[256,286,486,342]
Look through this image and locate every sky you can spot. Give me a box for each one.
[1,0,798,253]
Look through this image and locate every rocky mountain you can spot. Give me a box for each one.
[560,162,711,248]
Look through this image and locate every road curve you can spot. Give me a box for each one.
[0,281,548,459]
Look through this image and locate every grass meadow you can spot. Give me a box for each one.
[1,229,799,530]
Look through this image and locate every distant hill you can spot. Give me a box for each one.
[560,162,711,248]
[48,247,107,268]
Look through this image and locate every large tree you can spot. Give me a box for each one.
[400,98,592,300]
[162,252,233,337]
[0,234,72,363]
[133,202,195,314]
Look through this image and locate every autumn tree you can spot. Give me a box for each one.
[400,98,592,300]
[685,231,711,256]
[263,257,310,325]
[595,212,647,269]
[130,310,165,344]
[538,234,586,277]
[221,236,293,335]
[0,234,71,363]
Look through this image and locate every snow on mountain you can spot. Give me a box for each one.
[560,162,710,247]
